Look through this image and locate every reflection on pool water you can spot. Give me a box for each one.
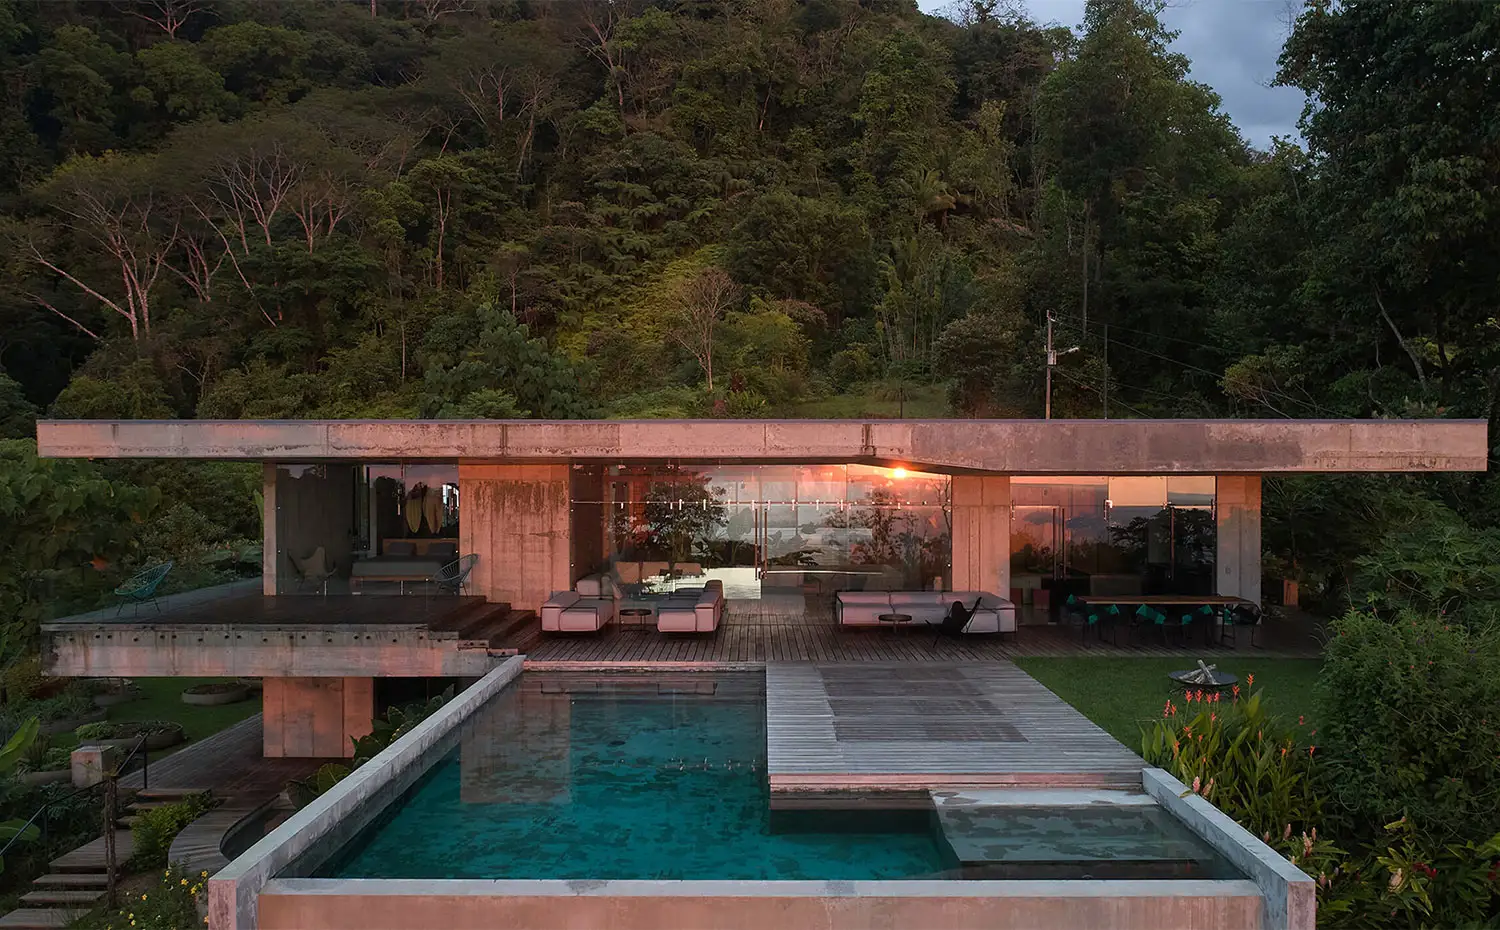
[312,673,1241,882]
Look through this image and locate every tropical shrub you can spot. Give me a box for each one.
[74,720,181,741]
[130,793,214,868]
[71,864,209,930]
[1142,679,1324,861]
[1318,609,1500,847]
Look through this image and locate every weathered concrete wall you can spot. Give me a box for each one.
[41,626,501,678]
[274,464,356,595]
[37,418,1489,474]
[1144,768,1314,930]
[460,464,570,610]
[254,879,1264,930]
[262,677,373,758]
[950,475,1010,595]
[208,659,523,930]
[1216,475,1263,604]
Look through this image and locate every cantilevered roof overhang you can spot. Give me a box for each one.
[35,418,1488,475]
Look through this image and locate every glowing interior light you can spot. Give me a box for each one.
[892,467,909,479]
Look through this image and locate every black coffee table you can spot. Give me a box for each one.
[878,612,914,632]
[619,608,654,629]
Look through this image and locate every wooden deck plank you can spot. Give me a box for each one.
[511,596,1319,667]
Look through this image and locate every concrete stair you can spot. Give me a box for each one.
[31,874,108,888]
[0,788,214,929]
[19,890,104,907]
[0,909,86,929]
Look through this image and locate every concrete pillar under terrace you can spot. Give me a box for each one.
[1215,475,1263,605]
[950,475,1011,597]
[262,676,374,759]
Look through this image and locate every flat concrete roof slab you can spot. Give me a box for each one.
[35,417,1488,473]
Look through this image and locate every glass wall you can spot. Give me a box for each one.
[570,465,952,598]
[356,464,460,557]
[1010,476,1217,613]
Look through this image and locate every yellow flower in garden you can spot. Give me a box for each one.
[201,871,209,877]
[182,878,189,885]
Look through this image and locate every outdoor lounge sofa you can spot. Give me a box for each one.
[834,590,1016,634]
[656,579,724,633]
[541,573,630,632]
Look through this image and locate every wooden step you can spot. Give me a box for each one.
[126,799,178,812]
[133,787,207,801]
[116,815,141,828]
[0,909,88,928]
[20,890,103,907]
[460,609,534,651]
[49,832,132,873]
[428,600,508,636]
[456,604,521,639]
[32,874,108,888]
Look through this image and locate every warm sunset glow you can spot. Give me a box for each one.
[891,467,908,479]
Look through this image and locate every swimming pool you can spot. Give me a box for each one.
[317,673,947,880]
[307,672,1239,883]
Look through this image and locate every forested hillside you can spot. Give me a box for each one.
[0,0,1498,618]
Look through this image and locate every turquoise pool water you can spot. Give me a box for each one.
[319,673,950,880]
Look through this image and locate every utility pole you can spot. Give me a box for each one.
[1102,321,1109,418]
[1045,311,1054,419]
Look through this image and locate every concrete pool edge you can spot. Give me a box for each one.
[255,877,1266,930]
[207,657,524,930]
[1143,767,1316,930]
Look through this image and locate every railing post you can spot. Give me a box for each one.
[103,776,117,908]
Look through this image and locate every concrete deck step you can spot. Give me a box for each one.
[0,909,88,928]
[19,890,103,907]
[32,874,109,888]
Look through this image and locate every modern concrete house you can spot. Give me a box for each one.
[34,417,1488,761]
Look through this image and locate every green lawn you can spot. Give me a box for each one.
[53,677,259,759]
[107,677,259,746]
[1013,657,1324,750]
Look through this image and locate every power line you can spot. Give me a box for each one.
[1049,366,1153,419]
[1051,315,1342,418]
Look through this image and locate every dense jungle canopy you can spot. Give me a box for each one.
[0,0,1498,622]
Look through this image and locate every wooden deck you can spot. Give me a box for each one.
[765,662,1144,793]
[508,598,1320,667]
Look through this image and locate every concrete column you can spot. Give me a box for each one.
[950,475,1011,596]
[459,464,571,611]
[262,463,278,596]
[262,677,374,759]
[1216,475,1262,605]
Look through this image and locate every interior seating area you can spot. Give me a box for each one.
[834,591,1017,635]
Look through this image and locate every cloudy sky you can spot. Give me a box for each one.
[917,0,1308,148]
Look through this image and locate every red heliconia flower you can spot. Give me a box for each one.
[1299,715,1305,726]
[1309,745,1317,757]
[1210,712,1217,723]
[1246,673,1254,688]
[1232,685,1240,698]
